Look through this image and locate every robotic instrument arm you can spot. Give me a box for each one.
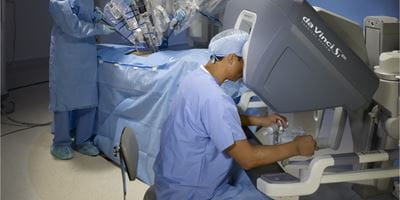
[102,0,227,51]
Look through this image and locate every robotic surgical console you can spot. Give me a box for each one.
[223,0,399,199]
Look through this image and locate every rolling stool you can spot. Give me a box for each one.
[114,127,156,200]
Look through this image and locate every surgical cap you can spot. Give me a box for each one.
[208,29,249,58]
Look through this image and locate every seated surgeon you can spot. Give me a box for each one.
[154,29,316,199]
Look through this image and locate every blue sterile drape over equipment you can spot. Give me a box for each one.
[94,45,246,184]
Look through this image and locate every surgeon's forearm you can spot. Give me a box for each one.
[226,139,299,170]
[249,142,299,168]
[240,115,261,126]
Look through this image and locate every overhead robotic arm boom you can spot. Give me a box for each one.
[102,0,227,51]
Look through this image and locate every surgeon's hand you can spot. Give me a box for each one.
[293,135,316,156]
[257,113,288,128]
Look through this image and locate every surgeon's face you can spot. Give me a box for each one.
[226,54,244,81]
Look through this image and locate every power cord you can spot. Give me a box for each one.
[7,80,49,92]
[1,113,52,137]
[3,114,51,127]
[1,86,52,137]
[1,96,52,137]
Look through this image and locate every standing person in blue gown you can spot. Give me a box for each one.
[48,0,114,160]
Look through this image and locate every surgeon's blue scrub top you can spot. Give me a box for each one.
[154,66,255,199]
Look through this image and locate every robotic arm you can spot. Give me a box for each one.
[102,0,226,51]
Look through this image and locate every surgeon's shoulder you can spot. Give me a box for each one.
[202,85,235,105]
[180,69,211,88]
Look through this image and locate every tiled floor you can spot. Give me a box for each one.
[1,84,149,200]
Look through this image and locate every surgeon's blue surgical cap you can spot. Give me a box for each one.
[208,29,249,60]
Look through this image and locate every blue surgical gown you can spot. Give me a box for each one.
[154,67,269,200]
[48,0,110,111]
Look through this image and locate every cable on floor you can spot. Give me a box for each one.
[1,127,38,137]
[7,81,49,92]
[3,114,52,127]
[1,113,52,137]
[1,121,52,137]
[1,121,26,127]
[1,81,51,137]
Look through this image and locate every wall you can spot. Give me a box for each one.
[1,0,5,95]
[308,0,399,25]
[4,0,52,89]
[5,0,52,63]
